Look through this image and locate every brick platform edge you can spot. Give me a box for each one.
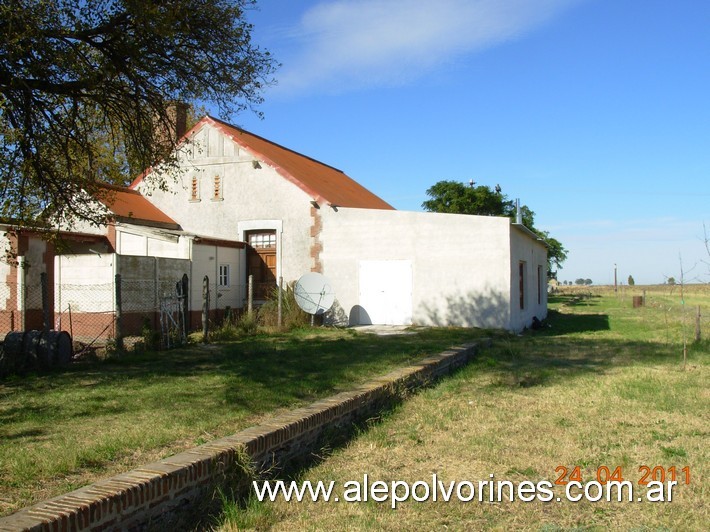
[0,340,487,532]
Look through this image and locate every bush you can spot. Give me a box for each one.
[210,311,259,341]
[235,312,259,336]
[141,317,161,351]
[258,283,310,330]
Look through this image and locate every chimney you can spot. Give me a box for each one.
[515,198,522,225]
[155,102,189,148]
[169,101,188,141]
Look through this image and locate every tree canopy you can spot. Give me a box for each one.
[422,180,568,272]
[0,0,277,228]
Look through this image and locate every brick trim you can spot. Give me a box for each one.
[309,206,323,273]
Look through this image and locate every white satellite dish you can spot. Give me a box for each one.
[294,272,335,316]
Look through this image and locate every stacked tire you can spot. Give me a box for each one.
[0,330,73,378]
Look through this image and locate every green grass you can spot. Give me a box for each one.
[217,286,709,531]
[0,326,486,516]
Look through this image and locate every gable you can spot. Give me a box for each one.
[131,116,394,211]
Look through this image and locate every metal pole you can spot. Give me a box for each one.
[614,263,618,294]
[277,276,283,328]
[202,275,209,343]
[247,274,253,316]
[181,273,189,335]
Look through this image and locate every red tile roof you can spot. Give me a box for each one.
[96,184,179,229]
[131,116,394,210]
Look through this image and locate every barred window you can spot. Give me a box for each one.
[248,232,276,249]
[218,264,230,287]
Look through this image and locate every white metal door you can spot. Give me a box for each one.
[358,260,412,325]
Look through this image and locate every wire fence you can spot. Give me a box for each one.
[1,272,263,351]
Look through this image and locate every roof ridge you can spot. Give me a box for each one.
[206,115,346,175]
[97,182,139,194]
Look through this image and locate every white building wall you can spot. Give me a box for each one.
[0,232,13,311]
[55,254,115,313]
[191,244,243,315]
[319,208,514,329]
[115,226,188,259]
[509,226,548,331]
[137,123,314,285]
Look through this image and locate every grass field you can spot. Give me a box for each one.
[218,286,709,531]
[0,327,488,516]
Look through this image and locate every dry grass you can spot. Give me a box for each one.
[218,286,709,531]
[0,327,485,517]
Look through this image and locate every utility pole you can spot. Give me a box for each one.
[614,263,618,294]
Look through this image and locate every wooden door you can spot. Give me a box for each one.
[246,231,277,299]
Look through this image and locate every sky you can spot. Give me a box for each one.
[226,0,709,286]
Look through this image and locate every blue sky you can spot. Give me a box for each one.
[230,0,709,285]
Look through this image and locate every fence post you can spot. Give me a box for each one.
[40,272,50,332]
[202,275,209,343]
[247,274,253,316]
[115,273,124,351]
[18,255,25,330]
[277,276,283,328]
[181,274,189,332]
[696,305,702,342]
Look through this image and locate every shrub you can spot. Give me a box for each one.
[141,317,161,351]
[210,311,259,341]
[258,283,310,330]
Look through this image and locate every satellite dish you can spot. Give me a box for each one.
[294,272,335,316]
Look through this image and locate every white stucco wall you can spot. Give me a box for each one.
[319,208,514,329]
[55,254,115,313]
[0,232,13,311]
[191,243,243,314]
[137,123,314,286]
[509,225,548,331]
[115,226,189,259]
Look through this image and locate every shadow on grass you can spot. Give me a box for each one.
[0,328,488,434]
[541,309,610,334]
[549,294,603,308]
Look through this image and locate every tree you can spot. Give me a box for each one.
[0,0,277,229]
[667,277,676,285]
[584,279,593,286]
[422,180,568,271]
[628,275,635,286]
[575,278,585,285]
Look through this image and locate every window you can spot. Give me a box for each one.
[190,175,200,201]
[213,174,222,200]
[248,232,276,249]
[519,261,526,310]
[218,264,230,287]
